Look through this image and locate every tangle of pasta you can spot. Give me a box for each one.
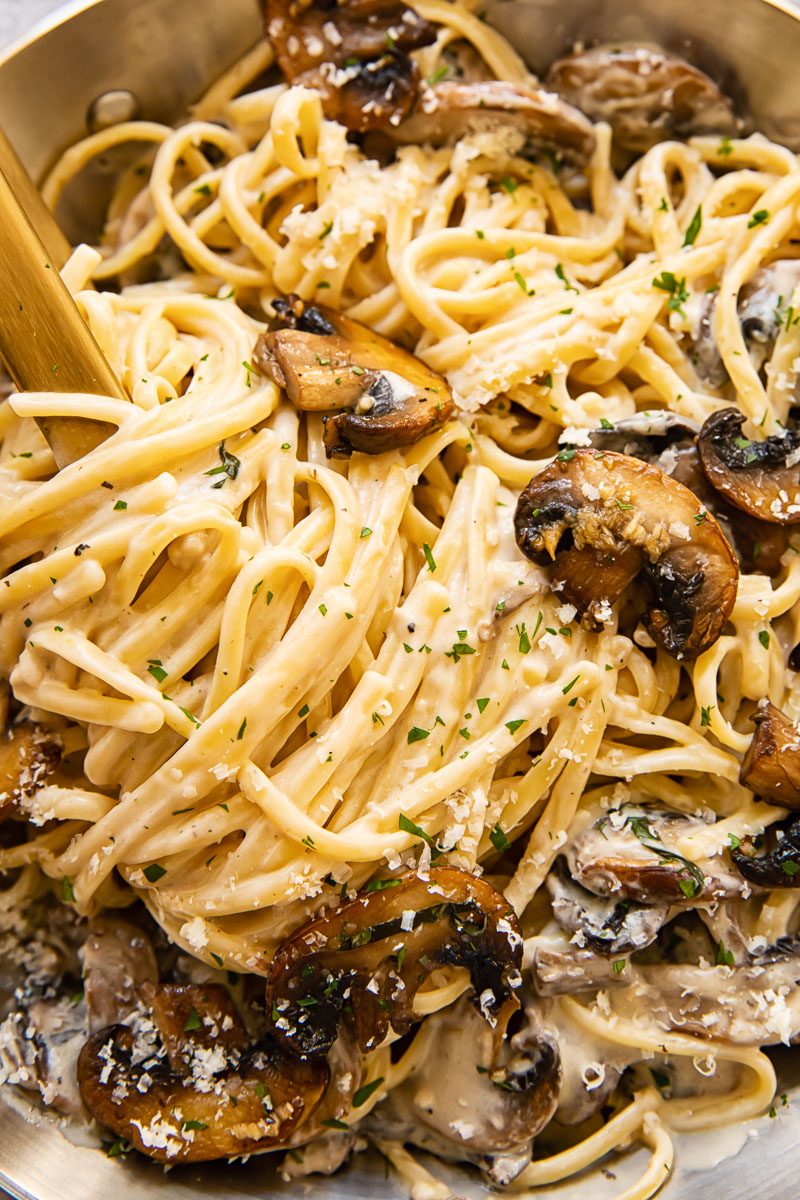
[3,2,800,1197]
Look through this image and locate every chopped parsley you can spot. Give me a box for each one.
[652,271,689,318]
[143,863,167,883]
[490,823,511,851]
[204,440,241,488]
[407,726,430,744]
[748,209,769,228]
[352,1077,384,1107]
[147,659,167,684]
[682,205,702,247]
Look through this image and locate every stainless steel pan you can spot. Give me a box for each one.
[2,0,800,1195]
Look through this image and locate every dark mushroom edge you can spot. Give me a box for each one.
[253,294,454,456]
[513,448,739,659]
[739,701,800,808]
[697,407,800,524]
[263,0,436,132]
[77,983,329,1162]
[265,866,523,1058]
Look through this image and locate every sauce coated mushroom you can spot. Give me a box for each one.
[513,449,738,658]
[739,701,800,808]
[565,808,748,904]
[0,722,61,821]
[77,983,329,1162]
[545,44,739,153]
[253,295,454,456]
[697,407,800,524]
[263,0,436,131]
[265,866,523,1058]
[392,80,596,161]
[546,858,669,955]
[365,997,560,1185]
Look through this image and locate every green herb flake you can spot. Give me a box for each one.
[758,629,770,649]
[476,697,490,713]
[143,863,167,883]
[237,717,247,740]
[715,940,734,967]
[683,205,703,247]
[489,823,511,851]
[422,542,436,572]
[147,660,168,684]
[113,499,127,511]
[505,718,527,735]
[352,1076,384,1107]
[612,959,626,974]
[748,209,769,229]
[407,726,430,744]
[61,877,75,903]
[562,675,580,695]
[184,1006,202,1031]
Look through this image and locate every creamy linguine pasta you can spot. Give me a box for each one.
[2,2,800,1197]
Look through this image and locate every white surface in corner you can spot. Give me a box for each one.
[0,0,71,47]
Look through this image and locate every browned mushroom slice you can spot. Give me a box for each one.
[740,702,800,808]
[265,866,523,1058]
[253,295,453,456]
[0,723,61,821]
[565,808,749,904]
[545,44,739,153]
[82,917,158,1033]
[697,408,800,524]
[362,998,559,1185]
[588,415,788,576]
[731,814,800,888]
[546,858,669,955]
[263,0,436,132]
[514,449,738,659]
[77,983,328,1163]
[392,80,596,161]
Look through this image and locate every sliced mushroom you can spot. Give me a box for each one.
[586,415,788,575]
[546,858,668,955]
[392,80,596,161]
[616,939,800,1045]
[253,295,454,456]
[587,411,699,460]
[731,813,800,888]
[531,943,633,997]
[697,407,800,524]
[77,983,329,1162]
[565,808,749,904]
[739,260,800,367]
[82,917,158,1033]
[514,448,738,658]
[0,995,87,1118]
[545,44,739,153]
[363,996,559,1185]
[263,0,436,131]
[739,701,800,808]
[265,866,523,1058]
[0,722,61,821]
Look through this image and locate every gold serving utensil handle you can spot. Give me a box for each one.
[0,132,128,468]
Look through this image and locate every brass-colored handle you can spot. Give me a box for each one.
[0,128,72,269]
[0,162,127,468]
